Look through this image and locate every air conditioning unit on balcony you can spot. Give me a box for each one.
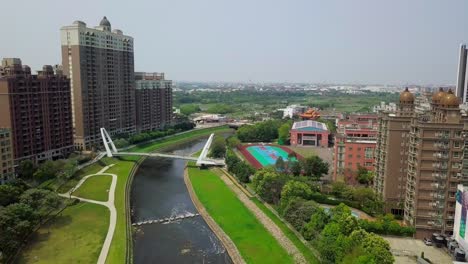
[428,221,435,226]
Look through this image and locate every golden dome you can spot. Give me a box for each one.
[441,89,459,107]
[432,87,446,104]
[400,87,414,103]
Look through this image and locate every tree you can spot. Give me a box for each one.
[114,138,129,148]
[33,160,60,182]
[280,180,312,209]
[253,169,288,204]
[233,161,255,183]
[290,161,301,176]
[0,203,37,257]
[58,159,78,181]
[19,189,61,218]
[275,156,286,171]
[360,232,394,264]
[352,187,384,216]
[318,222,348,263]
[17,160,36,179]
[281,198,318,230]
[180,104,200,116]
[331,181,351,199]
[226,136,241,148]
[300,156,329,180]
[356,166,374,186]
[302,207,330,240]
[0,185,23,207]
[278,122,291,145]
[209,137,226,158]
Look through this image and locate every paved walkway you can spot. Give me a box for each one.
[214,168,307,264]
[59,164,117,264]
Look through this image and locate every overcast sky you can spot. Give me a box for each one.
[1,0,467,84]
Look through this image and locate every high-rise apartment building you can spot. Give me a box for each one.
[135,72,173,132]
[374,88,414,216]
[0,128,14,184]
[333,114,378,183]
[0,58,74,163]
[60,17,136,150]
[375,87,468,238]
[404,88,468,238]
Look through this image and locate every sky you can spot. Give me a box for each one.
[1,0,467,84]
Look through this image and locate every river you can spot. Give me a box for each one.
[131,137,232,264]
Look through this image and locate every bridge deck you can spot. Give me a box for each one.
[114,152,225,165]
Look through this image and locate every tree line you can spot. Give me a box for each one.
[0,182,62,259]
[113,121,196,147]
[250,169,395,263]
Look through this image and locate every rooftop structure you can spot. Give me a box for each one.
[299,108,321,120]
[290,120,329,147]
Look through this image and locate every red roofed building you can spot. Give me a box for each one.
[333,114,378,183]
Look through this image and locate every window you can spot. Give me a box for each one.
[365,147,373,159]
[348,154,353,158]
[454,152,460,158]
[455,142,461,148]
[348,147,353,151]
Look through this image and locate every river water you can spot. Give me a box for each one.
[131,137,232,264]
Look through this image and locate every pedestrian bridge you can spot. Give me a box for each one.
[100,128,225,166]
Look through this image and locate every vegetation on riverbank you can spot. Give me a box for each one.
[188,165,294,264]
[17,202,109,264]
[16,125,233,263]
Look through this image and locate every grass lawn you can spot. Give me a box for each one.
[288,145,317,158]
[20,126,233,264]
[72,175,113,202]
[251,199,320,264]
[17,202,109,264]
[188,165,294,264]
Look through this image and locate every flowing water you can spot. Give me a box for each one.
[131,137,232,264]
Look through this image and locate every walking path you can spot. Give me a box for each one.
[59,164,117,264]
[213,168,307,264]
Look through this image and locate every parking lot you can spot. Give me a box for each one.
[384,236,452,264]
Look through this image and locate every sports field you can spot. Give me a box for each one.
[240,145,299,169]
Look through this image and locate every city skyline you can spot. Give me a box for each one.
[0,0,467,84]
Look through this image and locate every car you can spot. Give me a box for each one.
[423,238,433,246]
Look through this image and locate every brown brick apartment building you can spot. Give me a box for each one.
[375,88,468,238]
[0,128,14,184]
[60,17,136,150]
[135,72,173,132]
[0,58,74,163]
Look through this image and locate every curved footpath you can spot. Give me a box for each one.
[184,167,246,264]
[59,164,117,264]
[214,168,307,264]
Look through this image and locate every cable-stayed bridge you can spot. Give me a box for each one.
[100,128,225,166]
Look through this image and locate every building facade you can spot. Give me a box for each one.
[376,87,468,238]
[0,128,14,184]
[333,114,378,183]
[0,58,74,163]
[374,88,414,217]
[404,88,468,239]
[290,120,329,147]
[60,17,136,150]
[135,72,173,132]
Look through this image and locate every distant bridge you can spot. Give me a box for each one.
[100,128,225,166]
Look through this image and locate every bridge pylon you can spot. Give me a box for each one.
[101,128,117,157]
